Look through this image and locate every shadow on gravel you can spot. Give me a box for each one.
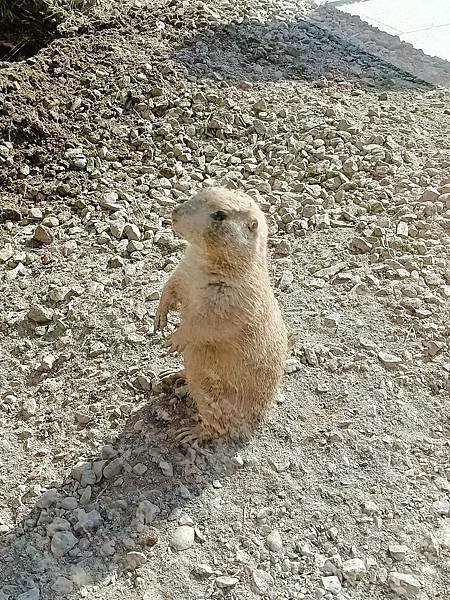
[175,4,450,89]
[0,388,243,598]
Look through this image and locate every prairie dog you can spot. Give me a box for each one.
[154,187,288,443]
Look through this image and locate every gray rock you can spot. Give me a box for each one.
[71,461,92,483]
[133,463,148,476]
[136,500,160,524]
[51,576,73,595]
[103,457,124,479]
[18,589,40,600]
[101,445,117,459]
[47,517,71,537]
[74,509,103,531]
[124,223,141,241]
[60,496,78,511]
[79,468,96,488]
[322,555,343,575]
[36,488,61,509]
[51,531,78,557]
[27,305,54,323]
[159,460,173,477]
[33,224,53,245]
[126,551,147,570]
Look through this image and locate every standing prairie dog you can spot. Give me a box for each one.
[154,187,289,443]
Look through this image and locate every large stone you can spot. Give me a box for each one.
[51,576,73,595]
[388,572,422,596]
[170,525,195,551]
[51,531,78,557]
[342,558,366,581]
[251,569,274,595]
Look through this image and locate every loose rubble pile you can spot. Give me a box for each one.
[0,0,449,599]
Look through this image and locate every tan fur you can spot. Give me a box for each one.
[154,187,288,443]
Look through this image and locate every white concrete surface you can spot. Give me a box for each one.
[317,0,450,62]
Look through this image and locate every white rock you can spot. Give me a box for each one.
[389,544,409,561]
[342,558,366,581]
[100,192,122,211]
[397,222,409,237]
[194,563,215,577]
[109,220,124,239]
[437,522,450,548]
[285,358,301,374]
[170,525,195,551]
[378,351,402,369]
[432,498,450,516]
[215,576,239,589]
[0,243,13,262]
[321,575,342,595]
[21,397,37,419]
[388,572,422,596]
[266,529,283,552]
[251,569,274,595]
[324,313,340,328]
[362,500,380,516]
[279,270,294,291]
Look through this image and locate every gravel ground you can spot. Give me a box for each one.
[0,1,449,599]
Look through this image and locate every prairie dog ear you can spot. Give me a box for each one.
[248,218,258,231]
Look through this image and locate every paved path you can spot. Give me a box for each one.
[318,0,450,62]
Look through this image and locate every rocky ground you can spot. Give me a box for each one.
[0,0,449,599]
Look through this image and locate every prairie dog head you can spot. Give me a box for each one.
[171,188,268,257]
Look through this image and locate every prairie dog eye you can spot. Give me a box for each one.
[211,210,227,221]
